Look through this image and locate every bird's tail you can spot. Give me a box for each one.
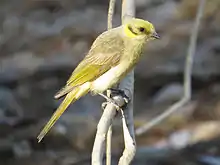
[37,82,91,142]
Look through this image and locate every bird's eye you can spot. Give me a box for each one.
[138,27,145,32]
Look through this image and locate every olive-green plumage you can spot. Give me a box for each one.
[37,18,159,142]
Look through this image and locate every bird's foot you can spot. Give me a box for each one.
[98,93,121,110]
[99,88,130,110]
[108,88,130,104]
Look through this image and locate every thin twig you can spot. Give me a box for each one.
[92,0,136,163]
[91,103,117,165]
[118,71,136,164]
[135,0,206,136]
[92,0,128,164]
[107,0,116,29]
[121,0,135,22]
[106,123,112,165]
[106,1,116,164]
[118,0,136,164]
[118,104,136,165]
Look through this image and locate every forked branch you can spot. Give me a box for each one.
[136,0,206,136]
[91,0,136,164]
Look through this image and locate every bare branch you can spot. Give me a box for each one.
[135,0,206,136]
[92,0,136,163]
[91,0,119,164]
[118,108,136,165]
[91,103,117,165]
[106,1,116,164]
[106,123,112,165]
[118,0,136,164]
[107,0,116,29]
[121,0,135,22]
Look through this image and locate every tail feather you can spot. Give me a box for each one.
[54,85,76,99]
[37,82,91,142]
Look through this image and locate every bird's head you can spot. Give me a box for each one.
[123,18,159,41]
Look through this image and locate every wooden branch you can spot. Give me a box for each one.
[121,0,135,22]
[135,0,206,136]
[118,0,136,164]
[118,107,136,164]
[92,0,136,164]
[106,1,116,164]
[91,0,122,164]
[106,122,112,165]
[107,0,116,29]
[91,103,117,165]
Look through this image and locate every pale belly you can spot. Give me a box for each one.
[90,64,127,94]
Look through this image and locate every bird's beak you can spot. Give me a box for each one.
[152,31,160,39]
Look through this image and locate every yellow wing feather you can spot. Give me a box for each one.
[54,29,124,99]
[37,82,91,142]
[38,28,124,142]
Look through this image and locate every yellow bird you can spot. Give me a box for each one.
[37,18,159,142]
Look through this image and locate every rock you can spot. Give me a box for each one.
[13,140,32,158]
[152,83,183,104]
[0,87,23,118]
[0,52,44,83]
[168,129,191,149]
[199,155,220,165]
[2,15,21,39]
[193,38,220,77]
[0,139,14,161]
[211,83,220,95]
[190,122,220,144]
[138,0,178,27]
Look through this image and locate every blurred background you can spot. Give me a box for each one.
[0,0,220,164]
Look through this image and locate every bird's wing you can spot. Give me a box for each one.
[55,29,124,98]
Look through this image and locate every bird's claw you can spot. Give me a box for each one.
[99,89,130,111]
[109,88,130,105]
[101,102,108,110]
[101,100,121,111]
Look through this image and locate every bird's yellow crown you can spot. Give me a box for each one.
[124,18,158,39]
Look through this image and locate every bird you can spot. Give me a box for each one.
[37,18,160,142]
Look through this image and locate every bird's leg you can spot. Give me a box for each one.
[109,88,130,104]
[98,92,121,110]
[101,88,130,110]
[99,88,131,111]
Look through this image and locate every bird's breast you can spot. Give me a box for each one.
[91,63,129,94]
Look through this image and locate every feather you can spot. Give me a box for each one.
[37,82,91,142]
